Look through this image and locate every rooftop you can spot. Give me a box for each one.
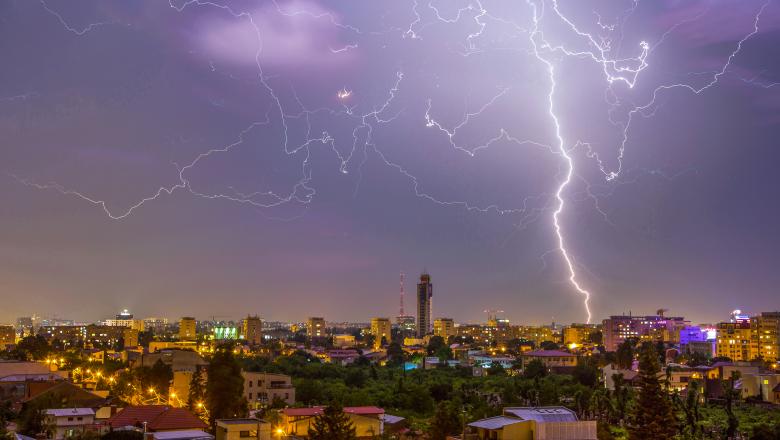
[46,408,95,417]
[108,405,208,431]
[468,416,526,430]
[283,406,384,417]
[522,350,576,357]
[216,418,268,425]
[503,407,578,423]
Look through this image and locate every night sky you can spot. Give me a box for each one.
[1,0,779,325]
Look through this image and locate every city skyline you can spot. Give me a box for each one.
[2,1,780,325]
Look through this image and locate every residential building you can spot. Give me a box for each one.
[416,273,433,338]
[563,324,600,347]
[105,310,145,332]
[107,405,208,432]
[134,349,208,373]
[38,326,87,348]
[396,315,415,337]
[716,321,756,361]
[144,318,170,335]
[281,407,385,438]
[0,325,16,348]
[370,318,391,348]
[123,328,140,348]
[216,419,271,440]
[241,372,295,409]
[85,325,125,349]
[521,350,577,369]
[433,318,455,341]
[179,317,197,341]
[242,316,263,346]
[45,408,97,439]
[333,334,356,348]
[751,312,780,362]
[307,317,326,339]
[466,407,596,440]
[602,314,689,351]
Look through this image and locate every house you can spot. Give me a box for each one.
[151,430,214,440]
[466,407,596,440]
[241,372,295,409]
[521,351,577,371]
[107,405,208,432]
[44,408,98,439]
[281,406,385,438]
[215,418,271,440]
[24,381,107,408]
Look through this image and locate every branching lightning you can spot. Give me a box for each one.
[10,0,774,323]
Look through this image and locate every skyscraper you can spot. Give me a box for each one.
[242,315,263,346]
[417,273,433,338]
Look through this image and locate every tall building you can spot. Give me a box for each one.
[242,315,263,346]
[433,318,455,341]
[105,309,145,332]
[716,320,755,361]
[751,312,780,362]
[307,317,326,340]
[563,324,601,347]
[370,318,392,348]
[179,317,197,341]
[143,317,169,334]
[602,313,689,351]
[416,273,433,338]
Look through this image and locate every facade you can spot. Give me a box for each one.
[144,317,170,334]
[396,315,415,336]
[38,326,87,348]
[307,317,326,339]
[0,325,16,348]
[416,273,433,338]
[44,408,97,439]
[563,324,600,347]
[521,350,577,369]
[241,372,295,408]
[179,317,197,341]
[716,321,756,361]
[370,318,392,348]
[433,318,455,341]
[85,325,125,349]
[602,314,689,351]
[751,312,780,362]
[216,419,271,440]
[242,316,263,346]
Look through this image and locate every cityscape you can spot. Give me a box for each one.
[2,1,780,440]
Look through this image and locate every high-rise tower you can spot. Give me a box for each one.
[416,273,433,337]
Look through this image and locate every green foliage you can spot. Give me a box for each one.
[206,344,248,425]
[13,335,52,361]
[627,343,676,440]
[572,357,600,388]
[615,339,635,370]
[522,359,547,380]
[308,403,357,440]
[187,367,206,410]
[429,401,462,440]
[101,430,144,440]
[386,343,405,367]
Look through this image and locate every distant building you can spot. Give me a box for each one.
[104,309,145,332]
[602,314,689,351]
[563,324,600,347]
[213,327,239,341]
[242,316,263,346]
[416,273,433,338]
[241,372,295,409]
[333,334,356,348]
[0,325,16,348]
[521,350,577,370]
[716,320,755,361]
[179,317,197,341]
[433,318,455,341]
[123,328,140,348]
[85,325,125,349]
[106,405,208,432]
[370,318,392,348]
[751,312,780,362]
[307,317,326,339]
[395,315,415,336]
[38,326,87,348]
[144,317,170,334]
[16,317,33,333]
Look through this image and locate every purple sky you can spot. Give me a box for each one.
[1,0,779,325]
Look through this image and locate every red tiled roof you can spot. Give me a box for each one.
[108,406,207,431]
[522,350,575,357]
[283,406,384,417]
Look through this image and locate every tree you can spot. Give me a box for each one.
[627,343,676,440]
[539,341,559,351]
[572,358,600,388]
[615,339,635,370]
[723,371,742,439]
[308,403,357,440]
[187,367,206,411]
[588,331,603,346]
[427,336,446,355]
[386,342,405,367]
[522,359,547,380]
[207,344,248,425]
[429,401,462,440]
[147,359,173,394]
[751,423,780,440]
